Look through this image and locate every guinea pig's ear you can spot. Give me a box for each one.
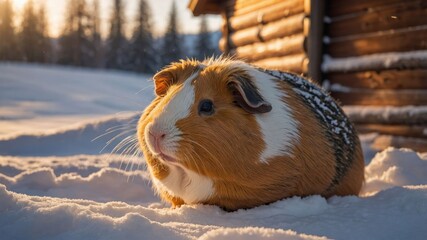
[153,70,174,96]
[228,76,272,114]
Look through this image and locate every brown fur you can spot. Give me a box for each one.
[138,59,364,210]
[325,142,365,197]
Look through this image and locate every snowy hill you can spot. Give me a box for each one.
[1,63,427,239]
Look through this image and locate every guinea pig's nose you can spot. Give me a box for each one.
[149,130,166,140]
[148,128,166,154]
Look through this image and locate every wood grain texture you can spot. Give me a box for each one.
[331,89,427,106]
[328,70,427,89]
[227,0,285,16]
[252,53,307,73]
[327,26,427,58]
[223,13,305,48]
[327,1,427,38]
[228,34,305,61]
[228,0,304,31]
[327,0,404,17]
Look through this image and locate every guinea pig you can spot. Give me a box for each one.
[137,58,364,211]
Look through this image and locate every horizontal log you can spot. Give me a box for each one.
[322,50,427,73]
[229,34,305,61]
[343,105,427,125]
[230,0,256,8]
[228,0,304,31]
[227,0,285,16]
[371,134,427,153]
[223,13,305,48]
[356,124,427,139]
[188,0,223,16]
[226,0,258,10]
[331,89,427,106]
[252,53,308,74]
[327,26,427,58]
[327,1,427,38]
[327,0,405,17]
[222,27,259,49]
[328,70,427,89]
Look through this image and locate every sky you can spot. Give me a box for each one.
[10,0,222,38]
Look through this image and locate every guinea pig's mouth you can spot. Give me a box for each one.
[156,153,178,163]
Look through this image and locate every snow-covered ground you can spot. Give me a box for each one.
[1,63,427,240]
[0,63,154,139]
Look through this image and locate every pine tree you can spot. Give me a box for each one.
[58,0,94,66]
[160,1,183,66]
[58,0,75,65]
[0,0,19,61]
[35,5,52,63]
[91,0,102,68]
[127,0,156,73]
[105,0,128,70]
[195,16,216,60]
[19,0,39,62]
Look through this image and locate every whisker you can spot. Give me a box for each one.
[180,140,206,173]
[107,130,136,145]
[111,135,137,152]
[98,130,136,154]
[128,144,143,182]
[135,84,153,95]
[92,123,135,142]
[113,138,137,170]
[105,123,136,133]
[183,137,227,174]
[123,142,140,171]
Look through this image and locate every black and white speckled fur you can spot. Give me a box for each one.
[259,68,360,190]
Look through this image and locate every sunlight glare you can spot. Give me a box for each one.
[12,0,27,9]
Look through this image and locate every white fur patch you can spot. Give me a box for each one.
[245,67,300,163]
[152,164,214,204]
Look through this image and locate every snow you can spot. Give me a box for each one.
[1,63,427,239]
[343,105,427,124]
[0,63,154,138]
[329,83,352,93]
[322,50,427,73]
[363,148,427,196]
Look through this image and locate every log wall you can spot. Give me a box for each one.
[190,0,427,150]
[220,0,310,76]
[323,0,427,144]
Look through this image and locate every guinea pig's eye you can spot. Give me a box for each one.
[198,99,214,116]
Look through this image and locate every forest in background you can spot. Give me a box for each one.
[0,0,220,73]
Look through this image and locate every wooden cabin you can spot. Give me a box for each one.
[188,0,427,152]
